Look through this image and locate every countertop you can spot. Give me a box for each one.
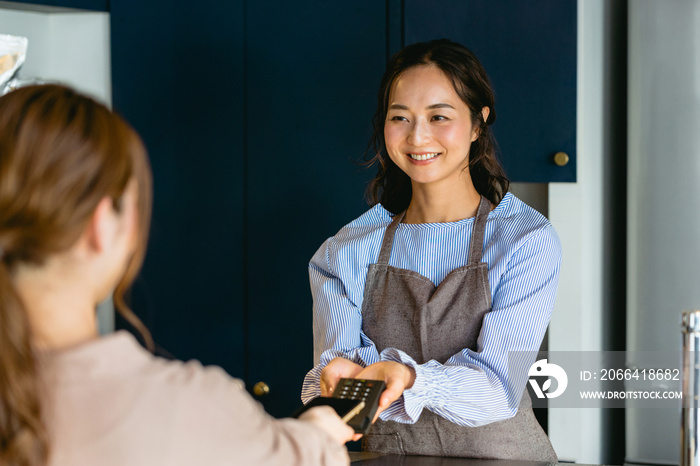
[349,452,609,466]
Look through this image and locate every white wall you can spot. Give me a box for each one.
[0,5,111,105]
[626,1,700,463]
[550,1,700,462]
[548,0,607,462]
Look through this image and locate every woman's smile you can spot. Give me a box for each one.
[407,152,441,163]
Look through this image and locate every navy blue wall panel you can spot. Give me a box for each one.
[245,0,385,417]
[405,0,577,182]
[111,0,385,417]
[111,0,246,376]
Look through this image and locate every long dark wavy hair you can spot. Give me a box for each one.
[365,39,509,214]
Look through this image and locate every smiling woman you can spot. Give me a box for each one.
[302,39,561,461]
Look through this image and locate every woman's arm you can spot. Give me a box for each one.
[367,225,562,427]
[301,240,382,403]
[166,361,351,466]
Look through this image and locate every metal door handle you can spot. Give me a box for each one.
[253,381,270,396]
[553,152,570,167]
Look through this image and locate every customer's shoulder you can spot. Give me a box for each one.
[88,332,244,400]
[143,352,244,397]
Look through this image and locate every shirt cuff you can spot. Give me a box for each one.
[379,348,449,423]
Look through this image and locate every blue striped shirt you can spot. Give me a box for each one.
[301,192,561,427]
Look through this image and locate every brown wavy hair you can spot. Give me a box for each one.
[365,39,509,214]
[0,85,153,466]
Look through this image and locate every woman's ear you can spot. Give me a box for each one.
[481,106,490,124]
[471,106,491,142]
[79,197,118,256]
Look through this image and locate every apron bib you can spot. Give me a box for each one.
[361,196,557,461]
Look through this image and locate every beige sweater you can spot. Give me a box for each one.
[40,331,348,466]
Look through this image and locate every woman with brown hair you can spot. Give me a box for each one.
[0,84,353,466]
[302,40,561,460]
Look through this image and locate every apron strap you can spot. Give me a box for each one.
[468,196,491,265]
[377,211,405,266]
[378,196,489,267]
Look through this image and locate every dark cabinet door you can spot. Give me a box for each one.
[404,0,577,182]
[111,0,247,376]
[244,0,386,417]
[111,0,385,418]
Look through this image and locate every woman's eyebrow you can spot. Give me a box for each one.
[388,103,455,110]
[426,103,455,110]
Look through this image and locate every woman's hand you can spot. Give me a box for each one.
[298,406,356,445]
[320,357,364,397]
[355,361,416,421]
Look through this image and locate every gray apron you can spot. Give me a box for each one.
[361,196,557,462]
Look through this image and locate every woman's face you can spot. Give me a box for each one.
[384,65,480,189]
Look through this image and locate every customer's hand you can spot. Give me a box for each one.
[355,361,416,421]
[320,357,363,397]
[299,406,356,445]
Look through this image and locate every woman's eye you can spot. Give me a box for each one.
[389,115,408,122]
[431,115,448,121]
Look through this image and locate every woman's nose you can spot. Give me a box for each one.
[407,120,431,146]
